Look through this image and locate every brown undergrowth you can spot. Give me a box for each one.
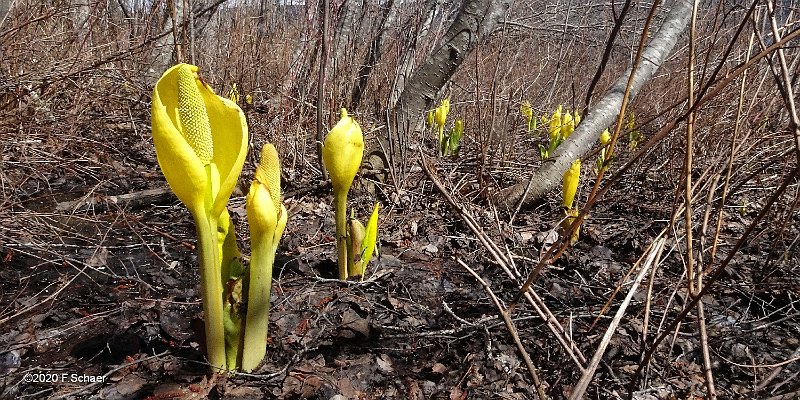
[1,1,799,399]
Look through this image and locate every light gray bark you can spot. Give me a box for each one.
[387,0,441,111]
[332,0,358,70]
[392,0,511,123]
[376,0,511,179]
[499,0,694,211]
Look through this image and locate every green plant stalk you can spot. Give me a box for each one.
[241,238,276,372]
[220,208,244,370]
[346,222,356,276]
[223,303,242,369]
[194,213,227,370]
[335,191,349,280]
[437,126,444,156]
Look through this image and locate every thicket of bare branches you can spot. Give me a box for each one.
[1,0,798,398]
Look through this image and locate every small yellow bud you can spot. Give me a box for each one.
[323,108,364,195]
[600,129,611,145]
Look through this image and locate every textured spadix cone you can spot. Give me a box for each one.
[151,63,248,220]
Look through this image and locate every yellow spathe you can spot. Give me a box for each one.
[600,129,611,145]
[434,98,450,128]
[562,159,581,209]
[243,143,287,372]
[151,63,248,219]
[322,109,364,195]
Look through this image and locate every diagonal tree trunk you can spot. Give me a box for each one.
[386,0,441,113]
[499,0,694,211]
[392,0,511,126]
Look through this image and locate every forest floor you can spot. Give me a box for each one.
[1,111,799,400]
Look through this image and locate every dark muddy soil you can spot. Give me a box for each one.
[1,122,799,400]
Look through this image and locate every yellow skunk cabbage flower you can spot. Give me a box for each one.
[521,101,533,119]
[562,159,581,210]
[322,109,364,280]
[323,109,364,195]
[549,105,563,142]
[562,159,582,244]
[151,63,248,370]
[228,83,240,104]
[434,98,450,128]
[521,101,534,132]
[426,109,434,129]
[245,94,253,105]
[243,144,288,372]
[152,63,247,220]
[434,99,450,155]
[595,129,613,176]
[561,112,575,138]
[573,111,581,127]
[600,129,611,146]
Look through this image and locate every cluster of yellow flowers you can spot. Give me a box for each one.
[537,105,581,160]
[427,98,464,156]
[151,64,379,373]
[518,100,645,245]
